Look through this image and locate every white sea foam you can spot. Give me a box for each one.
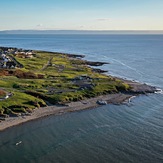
[128,96,136,103]
[112,58,144,78]
[155,88,163,94]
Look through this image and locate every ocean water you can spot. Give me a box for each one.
[0,34,163,163]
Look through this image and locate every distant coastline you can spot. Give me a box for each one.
[0,30,163,35]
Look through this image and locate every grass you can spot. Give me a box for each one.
[0,50,131,116]
[0,91,46,115]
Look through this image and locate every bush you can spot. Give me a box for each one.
[0,90,6,97]
[13,83,20,88]
[116,83,130,92]
[12,107,26,113]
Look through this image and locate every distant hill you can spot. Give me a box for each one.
[0,30,163,34]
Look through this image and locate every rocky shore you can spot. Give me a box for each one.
[0,79,157,131]
[0,47,158,131]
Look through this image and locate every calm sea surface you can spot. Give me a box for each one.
[0,34,163,163]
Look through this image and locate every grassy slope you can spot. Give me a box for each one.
[0,51,130,115]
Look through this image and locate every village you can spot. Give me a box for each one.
[0,47,34,69]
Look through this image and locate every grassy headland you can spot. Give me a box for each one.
[0,47,156,120]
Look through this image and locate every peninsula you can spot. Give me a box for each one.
[0,47,157,131]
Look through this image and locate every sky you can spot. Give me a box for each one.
[0,0,163,31]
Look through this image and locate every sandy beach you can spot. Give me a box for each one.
[0,93,132,131]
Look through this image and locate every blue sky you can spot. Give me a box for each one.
[0,0,163,30]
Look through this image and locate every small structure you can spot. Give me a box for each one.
[79,84,94,90]
[6,61,16,68]
[97,100,107,105]
[73,75,92,82]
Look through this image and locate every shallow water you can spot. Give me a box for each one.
[0,34,163,163]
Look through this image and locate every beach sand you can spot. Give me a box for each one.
[0,93,132,131]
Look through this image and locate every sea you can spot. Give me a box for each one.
[0,34,163,163]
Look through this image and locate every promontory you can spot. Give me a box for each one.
[0,47,157,131]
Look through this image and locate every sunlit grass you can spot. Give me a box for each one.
[0,50,130,115]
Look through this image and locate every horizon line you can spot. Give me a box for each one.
[1,29,163,34]
[1,29,163,31]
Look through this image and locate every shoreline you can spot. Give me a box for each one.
[0,47,159,131]
[0,93,132,131]
[0,83,158,132]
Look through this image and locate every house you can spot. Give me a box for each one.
[73,75,93,82]
[6,61,16,68]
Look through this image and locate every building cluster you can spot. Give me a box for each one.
[0,50,13,68]
[0,47,34,68]
[14,51,34,58]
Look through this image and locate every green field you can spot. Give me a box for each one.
[0,51,130,116]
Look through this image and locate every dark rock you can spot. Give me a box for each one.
[84,61,109,66]
[92,68,108,73]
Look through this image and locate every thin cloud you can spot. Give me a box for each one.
[79,25,85,29]
[96,18,110,21]
[34,24,46,30]
[36,24,43,27]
